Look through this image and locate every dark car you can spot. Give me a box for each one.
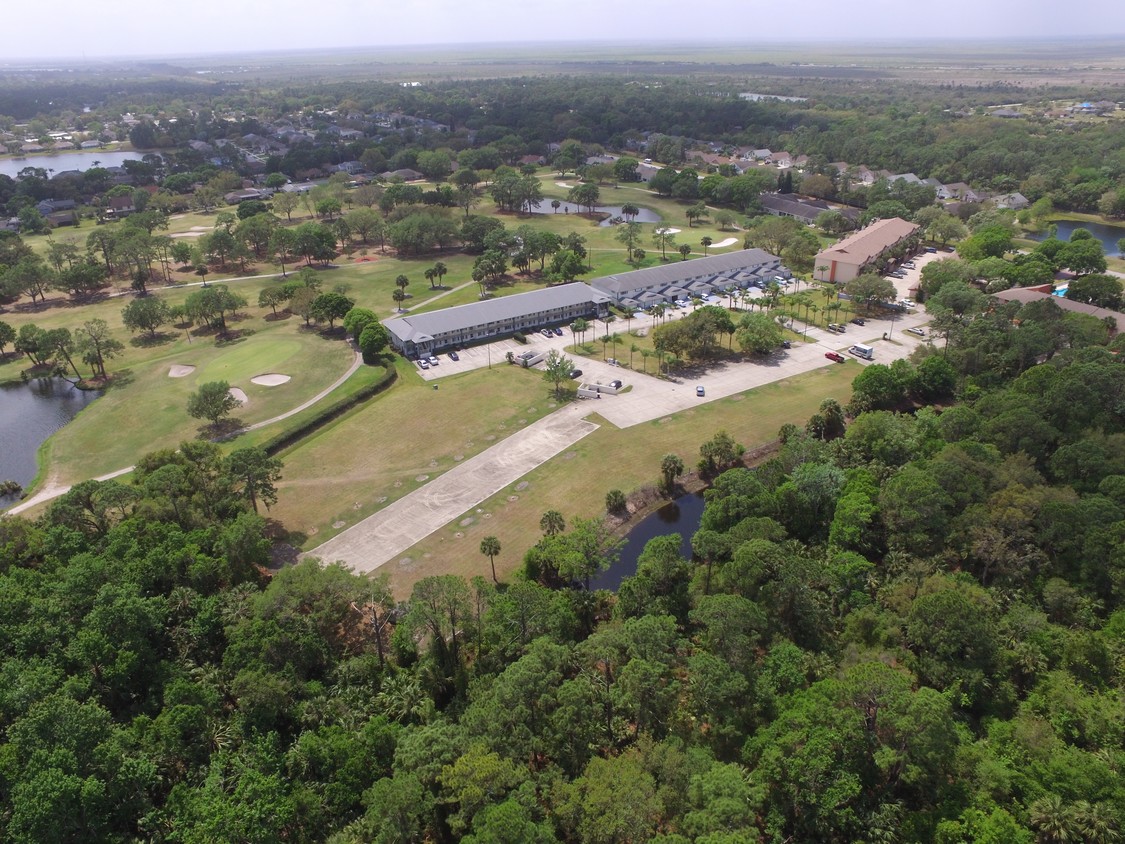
[569,369,582,379]
[553,327,564,336]
[609,379,623,389]
[825,351,846,363]
[851,318,866,326]
[780,339,791,349]
[449,351,460,361]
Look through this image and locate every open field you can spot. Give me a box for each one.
[379,362,857,597]
[268,359,560,546]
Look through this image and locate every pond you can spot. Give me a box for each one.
[0,377,101,510]
[534,204,663,226]
[1027,219,1125,256]
[591,491,707,591]
[0,150,145,179]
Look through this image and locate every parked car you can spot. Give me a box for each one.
[825,352,846,363]
[851,317,866,326]
[418,359,430,370]
[902,261,916,269]
[448,351,460,361]
[609,379,623,389]
[569,369,582,379]
[553,327,564,336]
[780,339,791,349]
[427,355,439,366]
[925,246,938,253]
[827,323,846,333]
[696,386,705,397]
[902,298,915,307]
[906,326,926,337]
[541,329,553,338]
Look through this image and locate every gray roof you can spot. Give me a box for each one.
[591,249,782,298]
[384,282,610,345]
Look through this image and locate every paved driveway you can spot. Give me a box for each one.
[305,405,599,573]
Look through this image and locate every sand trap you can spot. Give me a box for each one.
[555,181,575,188]
[228,387,248,405]
[168,364,196,378]
[659,227,682,234]
[712,237,739,248]
[251,373,291,387]
[170,231,206,238]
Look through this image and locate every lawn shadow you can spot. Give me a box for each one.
[201,417,245,440]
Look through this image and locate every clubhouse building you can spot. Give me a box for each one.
[383,283,611,357]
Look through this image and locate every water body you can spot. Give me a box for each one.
[0,150,144,179]
[591,491,707,591]
[1028,219,1125,256]
[0,377,100,509]
[534,204,662,226]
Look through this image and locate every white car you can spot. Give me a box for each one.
[906,327,926,337]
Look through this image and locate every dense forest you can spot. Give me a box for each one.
[2,277,1123,842]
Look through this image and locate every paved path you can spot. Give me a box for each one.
[4,347,363,516]
[304,406,599,572]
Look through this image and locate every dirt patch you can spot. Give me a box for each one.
[251,373,291,386]
[168,364,196,378]
[229,387,249,405]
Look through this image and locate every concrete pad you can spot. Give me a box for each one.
[305,407,599,573]
[168,364,196,378]
[251,373,291,386]
[229,387,248,405]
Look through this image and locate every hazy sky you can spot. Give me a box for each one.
[6,0,1125,61]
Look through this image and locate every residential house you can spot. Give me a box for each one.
[46,210,79,228]
[36,198,77,216]
[380,168,424,182]
[923,178,951,200]
[384,282,611,356]
[760,194,833,224]
[769,151,793,168]
[992,287,1121,335]
[752,149,773,161]
[994,192,1030,210]
[105,195,136,219]
[889,173,922,185]
[814,217,922,284]
[943,182,984,203]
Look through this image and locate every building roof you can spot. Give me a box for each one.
[383,282,610,345]
[761,193,831,222]
[991,287,1123,333]
[816,217,920,267]
[590,249,782,298]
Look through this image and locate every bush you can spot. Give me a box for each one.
[513,332,527,344]
[606,489,627,514]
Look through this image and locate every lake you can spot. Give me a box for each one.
[591,491,707,591]
[0,150,144,179]
[1028,219,1125,256]
[0,377,100,510]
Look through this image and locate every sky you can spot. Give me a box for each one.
[4,0,1125,61]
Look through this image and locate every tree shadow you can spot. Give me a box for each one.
[201,417,245,440]
[129,332,176,348]
[263,312,292,323]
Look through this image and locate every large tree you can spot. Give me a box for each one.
[187,380,242,427]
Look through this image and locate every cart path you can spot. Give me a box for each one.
[304,405,599,573]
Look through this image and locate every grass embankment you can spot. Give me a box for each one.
[381,363,857,597]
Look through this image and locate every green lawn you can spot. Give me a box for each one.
[382,362,858,597]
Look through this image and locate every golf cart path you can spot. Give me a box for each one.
[4,347,363,516]
[304,405,599,573]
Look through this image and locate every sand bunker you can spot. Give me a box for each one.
[228,387,248,405]
[251,373,291,387]
[555,181,575,188]
[712,237,739,248]
[660,227,682,234]
[168,364,196,378]
[170,225,215,239]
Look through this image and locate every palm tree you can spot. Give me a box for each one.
[540,510,565,536]
[424,267,437,289]
[622,306,635,335]
[1030,795,1080,844]
[392,288,406,311]
[701,236,712,255]
[610,332,622,361]
[551,199,561,214]
[480,535,501,583]
[621,202,639,222]
[678,243,692,261]
[641,348,651,373]
[629,342,639,368]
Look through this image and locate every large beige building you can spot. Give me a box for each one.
[814,217,922,284]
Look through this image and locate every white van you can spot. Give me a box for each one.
[849,343,874,360]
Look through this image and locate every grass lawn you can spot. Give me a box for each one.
[269,359,561,547]
[381,363,857,597]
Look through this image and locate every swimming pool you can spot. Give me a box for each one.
[1053,284,1068,297]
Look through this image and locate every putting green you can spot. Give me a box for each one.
[192,339,304,384]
